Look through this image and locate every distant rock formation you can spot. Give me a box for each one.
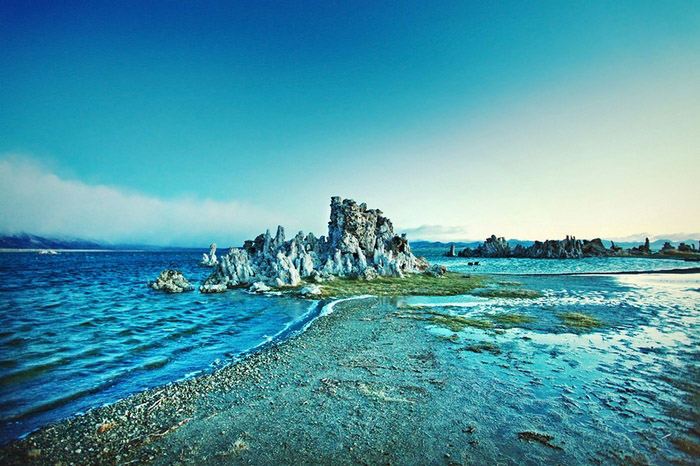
[458,235,511,258]
[660,242,676,253]
[630,238,652,255]
[445,244,457,257]
[456,235,585,259]
[448,234,700,259]
[200,243,219,267]
[678,242,696,253]
[515,236,583,259]
[609,241,622,253]
[581,238,607,256]
[200,197,429,292]
[150,270,195,293]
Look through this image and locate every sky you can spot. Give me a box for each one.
[1,1,699,246]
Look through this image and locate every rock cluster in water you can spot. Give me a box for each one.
[450,235,700,259]
[149,270,195,293]
[199,243,218,267]
[200,197,429,292]
[456,235,599,259]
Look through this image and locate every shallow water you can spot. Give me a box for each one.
[413,244,700,275]
[0,252,318,444]
[400,272,700,462]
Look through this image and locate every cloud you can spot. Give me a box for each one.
[608,232,700,243]
[0,155,283,246]
[399,224,474,242]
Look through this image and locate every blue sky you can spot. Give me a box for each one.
[1,1,699,245]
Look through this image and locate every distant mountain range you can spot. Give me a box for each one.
[0,233,199,251]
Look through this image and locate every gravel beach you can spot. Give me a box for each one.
[1,287,697,465]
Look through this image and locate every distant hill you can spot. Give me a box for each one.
[0,233,105,250]
[0,233,201,251]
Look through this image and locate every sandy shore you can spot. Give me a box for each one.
[0,296,518,465]
[1,289,695,464]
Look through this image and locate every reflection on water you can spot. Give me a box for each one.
[399,272,700,462]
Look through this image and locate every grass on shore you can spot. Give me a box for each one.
[317,272,488,298]
[394,307,536,333]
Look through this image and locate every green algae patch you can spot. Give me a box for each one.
[433,333,461,344]
[429,314,493,332]
[393,308,536,333]
[558,312,604,329]
[491,314,536,326]
[392,309,493,332]
[318,272,488,298]
[670,437,700,458]
[460,342,502,355]
[470,288,542,299]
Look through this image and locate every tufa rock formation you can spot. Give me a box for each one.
[630,238,652,255]
[200,243,219,267]
[514,236,583,259]
[200,197,429,292]
[677,242,696,253]
[458,235,511,258]
[450,234,700,259]
[457,235,585,259]
[149,270,195,293]
[445,244,457,257]
[660,242,676,253]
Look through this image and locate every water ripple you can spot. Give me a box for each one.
[0,251,319,445]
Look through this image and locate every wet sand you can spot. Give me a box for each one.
[1,292,696,465]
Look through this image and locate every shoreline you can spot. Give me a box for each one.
[0,296,384,464]
[2,283,696,464]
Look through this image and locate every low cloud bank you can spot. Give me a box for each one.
[399,224,473,242]
[0,155,281,247]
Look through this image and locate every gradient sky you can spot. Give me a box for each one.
[1,1,699,246]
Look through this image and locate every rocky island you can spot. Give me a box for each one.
[200,197,429,293]
[452,235,700,259]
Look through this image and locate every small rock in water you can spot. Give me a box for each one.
[199,243,219,267]
[425,264,446,277]
[249,281,271,293]
[298,284,322,297]
[149,270,195,293]
[200,283,227,293]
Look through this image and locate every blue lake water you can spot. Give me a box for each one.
[0,249,698,453]
[0,251,319,444]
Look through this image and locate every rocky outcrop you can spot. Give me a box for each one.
[200,197,429,292]
[660,242,676,253]
[581,238,607,256]
[514,236,583,259]
[149,270,195,293]
[425,264,447,277]
[456,235,585,259]
[678,242,696,253]
[200,243,219,267]
[630,238,652,255]
[458,235,511,258]
[445,244,456,257]
[448,234,699,259]
[609,241,623,253]
[298,284,323,297]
